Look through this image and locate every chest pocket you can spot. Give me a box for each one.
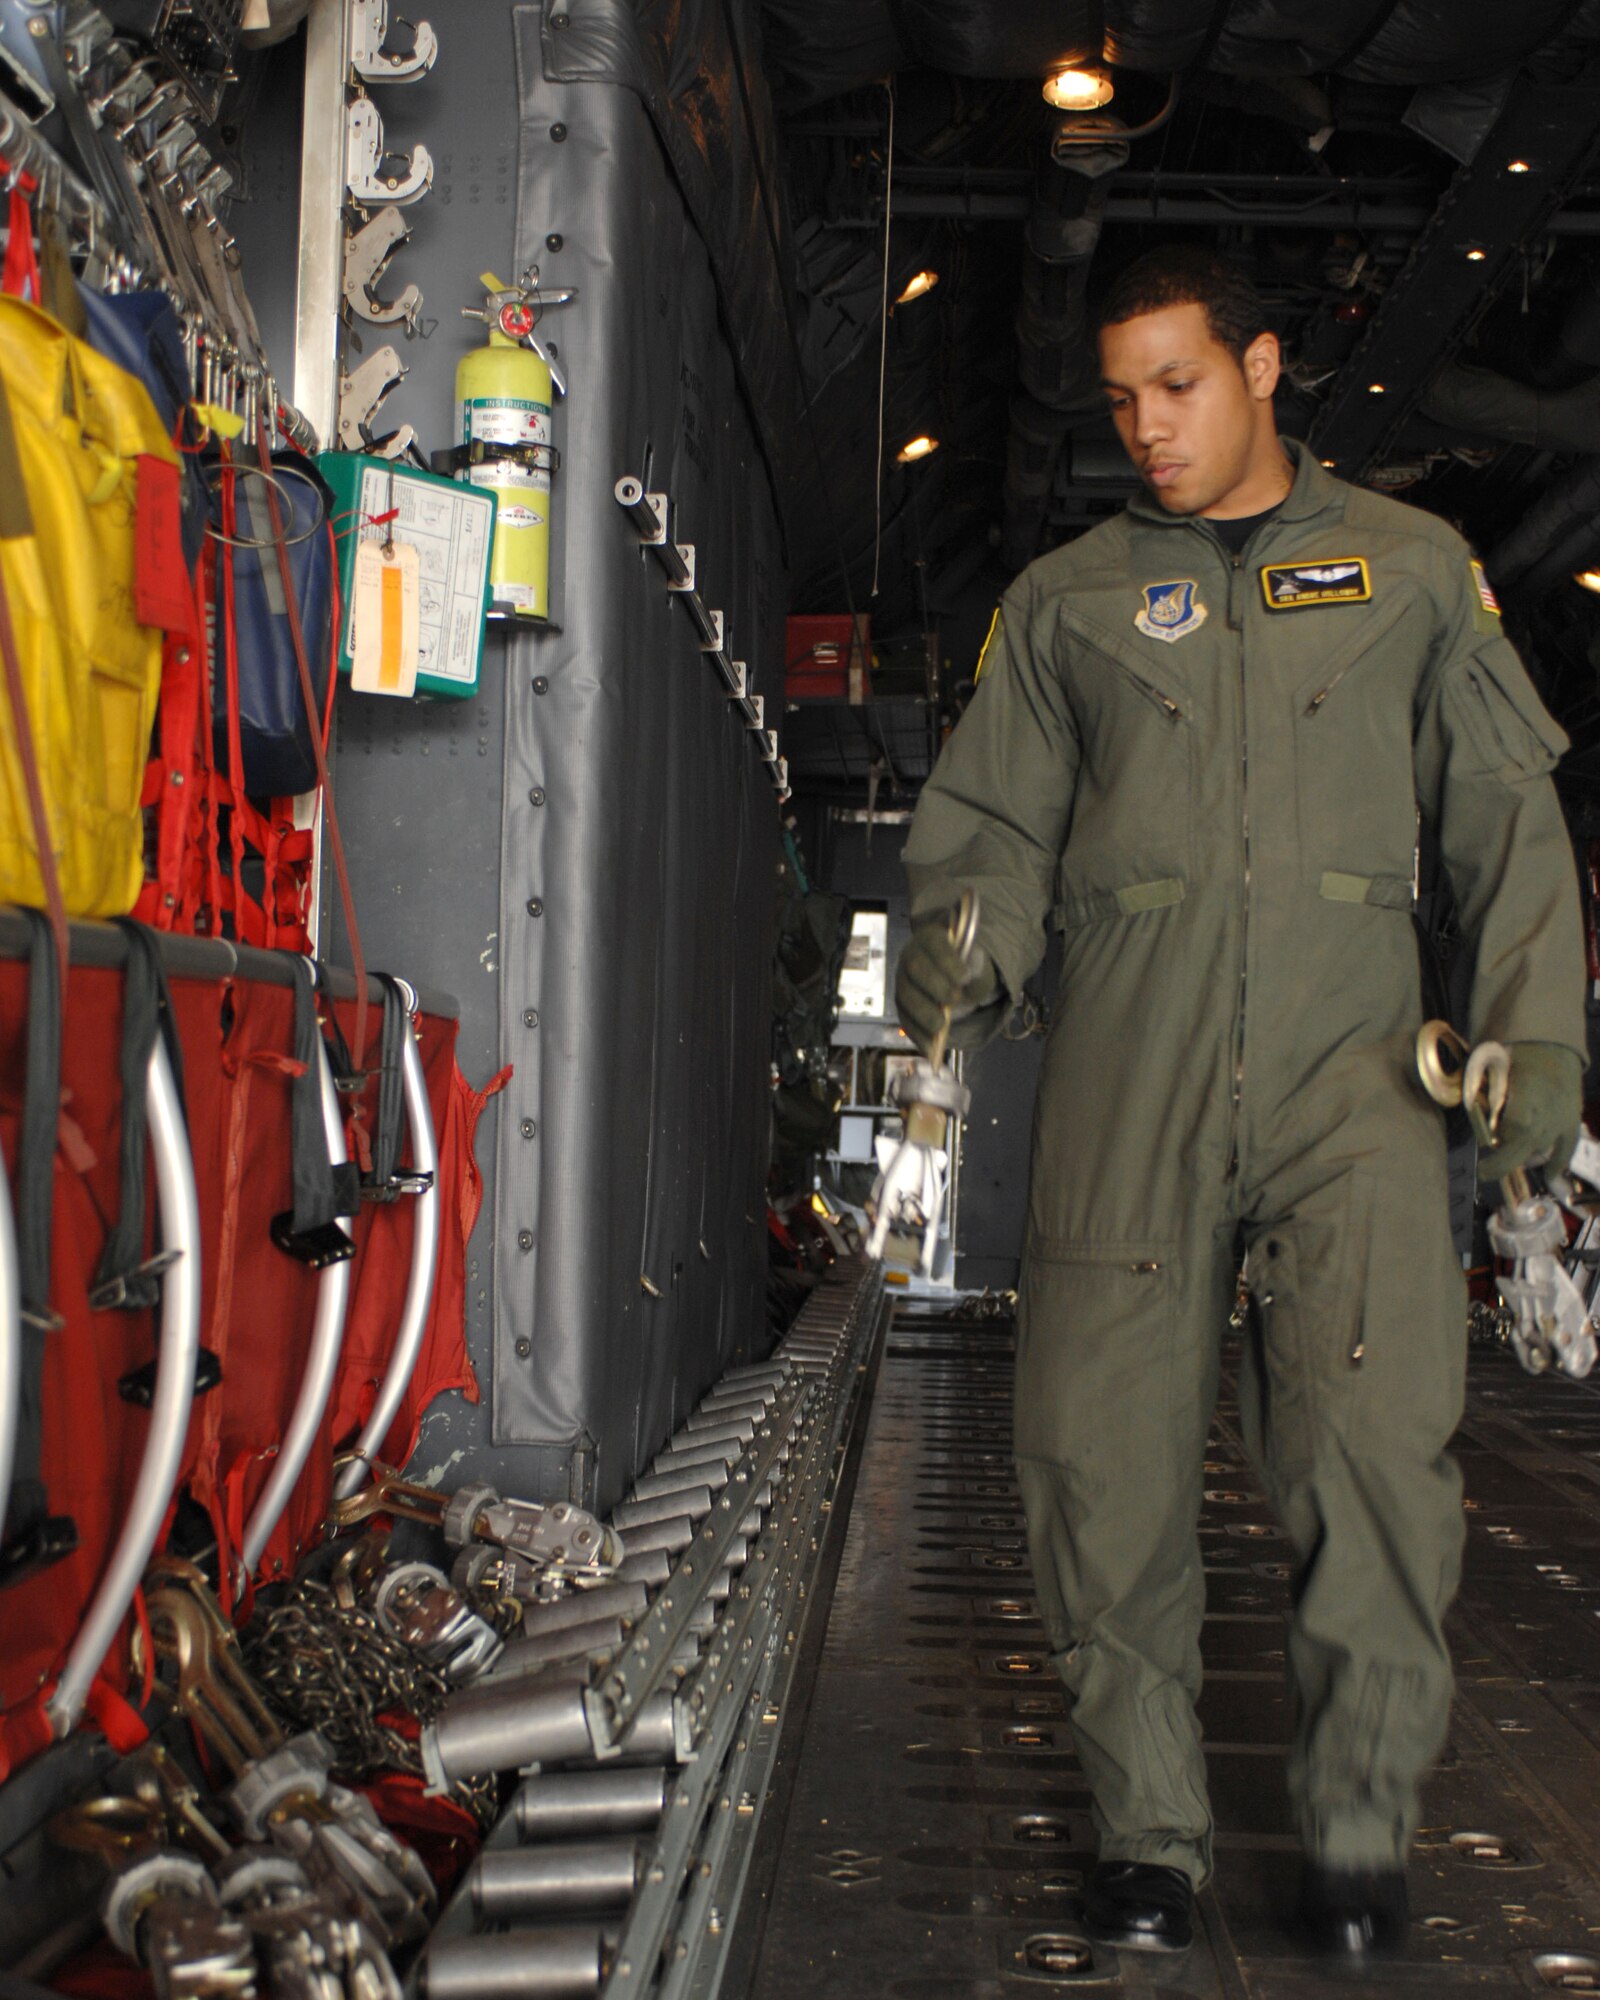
[1055,603,1193,921]
[1288,585,1428,895]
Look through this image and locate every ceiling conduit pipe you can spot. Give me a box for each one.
[1421,363,1600,457]
[1000,122,1129,573]
[1480,460,1600,592]
[1431,267,1600,598]
[1489,457,1600,601]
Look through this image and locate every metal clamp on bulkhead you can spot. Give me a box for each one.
[891,1066,972,1119]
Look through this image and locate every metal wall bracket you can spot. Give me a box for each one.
[337,342,408,449]
[666,543,697,594]
[350,0,439,82]
[345,93,434,206]
[612,474,787,796]
[341,205,422,327]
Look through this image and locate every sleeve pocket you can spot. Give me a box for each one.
[1446,644,1568,782]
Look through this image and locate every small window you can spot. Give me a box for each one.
[837,909,889,1019]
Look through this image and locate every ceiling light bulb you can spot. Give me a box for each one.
[896,268,939,305]
[1368,382,1386,395]
[1575,568,1600,594]
[896,434,939,463]
[1042,65,1114,111]
[1507,158,1531,173]
[1466,246,1487,262]
[1321,458,1337,468]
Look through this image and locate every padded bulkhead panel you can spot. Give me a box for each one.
[492,8,783,1504]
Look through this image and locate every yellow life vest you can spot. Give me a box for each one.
[0,294,181,918]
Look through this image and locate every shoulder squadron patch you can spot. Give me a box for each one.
[1260,556,1371,610]
[1135,579,1207,644]
[975,606,1004,681]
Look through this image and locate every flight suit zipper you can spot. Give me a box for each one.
[1225,544,1250,1182]
[1104,653,1184,722]
[1305,674,1347,716]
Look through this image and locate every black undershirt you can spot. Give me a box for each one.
[1210,505,1281,556]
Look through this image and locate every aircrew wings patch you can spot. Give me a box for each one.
[1259,557,1372,610]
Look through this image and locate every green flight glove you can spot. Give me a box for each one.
[894,920,997,1056]
[1476,1041,1585,1181]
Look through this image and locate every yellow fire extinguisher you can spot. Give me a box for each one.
[454,269,575,621]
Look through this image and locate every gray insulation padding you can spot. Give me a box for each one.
[493,10,782,1505]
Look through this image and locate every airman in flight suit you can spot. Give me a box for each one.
[896,247,1586,1961]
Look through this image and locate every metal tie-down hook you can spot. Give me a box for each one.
[866,891,980,1278]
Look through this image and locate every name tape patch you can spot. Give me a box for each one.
[1259,556,1372,611]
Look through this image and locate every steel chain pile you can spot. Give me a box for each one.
[242,1582,498,1829]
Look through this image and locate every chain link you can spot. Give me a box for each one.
[1468,1297,1518,1349]
[242,1581,496,1827]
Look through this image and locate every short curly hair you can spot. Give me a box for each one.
[1095,246,1271,362]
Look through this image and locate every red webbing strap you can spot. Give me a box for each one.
[2,182,40,303]
[218,447,250,930]
[139,626,203,931]
[195,546,227,934]
[255,417,368,1075]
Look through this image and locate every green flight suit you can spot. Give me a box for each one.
[903,441,1586,1884]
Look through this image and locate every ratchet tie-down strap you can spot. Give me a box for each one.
[90,922,223,1412]
[270,960,360,1267]
[90,921,186,1311]
[1,912,79,1588]
[316,966,413,1202]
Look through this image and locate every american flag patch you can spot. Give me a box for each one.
[1471,560,1500,617]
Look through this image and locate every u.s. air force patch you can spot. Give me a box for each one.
[1135,578,1207,643]
[1259,556,1372,610]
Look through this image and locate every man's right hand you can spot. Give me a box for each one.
[895,919,997,1055]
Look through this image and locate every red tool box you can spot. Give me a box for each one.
[785,614,872,701]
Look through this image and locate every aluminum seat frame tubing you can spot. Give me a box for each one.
[0,1157,17,1533]
[333,981,440,1500]
[49,1038,201,1737]
[239,1033,353,1575]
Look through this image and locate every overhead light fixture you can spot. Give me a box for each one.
[1466,246,1487,262]
[1576,568,1600,594]
[895,268,939,305]
[1507,158,1532,173]
[1368,382,1386,395]
[1042,64,1114,111]
[896,434,939,463]
[1321,458,1337,468]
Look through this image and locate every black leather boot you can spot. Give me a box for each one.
[1299,1863,1409,1959]
[1082,1861,1195,1953]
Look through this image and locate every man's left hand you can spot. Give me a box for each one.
[1477,1041,1585,1181]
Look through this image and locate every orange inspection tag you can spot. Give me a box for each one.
[351,538,421,697]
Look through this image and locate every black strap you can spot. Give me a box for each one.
[2,912,76,1581]
[89,921,186,1312]
[367,976,408,1199]
[291,961,359,1234]
[14,909,59,1331]
[312,961,412,1203]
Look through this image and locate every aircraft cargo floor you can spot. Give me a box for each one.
[733,1307,1600,1997]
